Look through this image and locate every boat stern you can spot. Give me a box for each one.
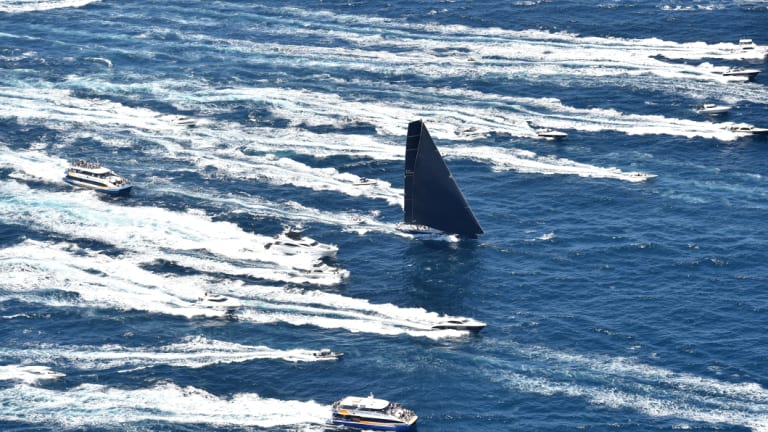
[101,185,133,196]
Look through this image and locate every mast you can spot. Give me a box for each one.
[404,120,483,238]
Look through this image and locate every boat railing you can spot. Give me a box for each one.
[387,402,415,421]
[72,160,101,169]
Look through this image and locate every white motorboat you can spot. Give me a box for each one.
[264,226,338,258]
[353,177,377,186]
[627,171,658,181]
[696,103,731,115]
[331,394,418,431]
[432,317,487,332]
[312,348,344,360]
[728,125,768,135]
[535,128,568,139]
[197,292,241,312]
[63,160,132,196]
[171,115,199,127]
[739,38,757,51]
[722,67,760,80]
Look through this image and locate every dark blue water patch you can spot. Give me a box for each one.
[0,224,29,250]
[0,123,60,152]
[2,301,119,348]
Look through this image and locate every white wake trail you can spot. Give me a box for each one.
[0,239,478,339]
[2,335,344,370]
[0,382,330,429]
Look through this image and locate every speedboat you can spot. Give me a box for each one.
[627,171,658,180]
[728,125,768,135]
[197,292,241,313]
[353,177,377,186]
[739,39,757,51]
[331,394,418,431]
[264,226,338,259]
[535,128,568,139]
[172,116,198,127]
[722,67,760,80]
[432,317,487,332]
[63,160,132,196]
[696,103,731,115]
[312,348,343,360]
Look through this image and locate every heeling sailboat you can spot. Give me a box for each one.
[401,120,484,238]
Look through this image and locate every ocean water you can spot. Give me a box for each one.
[1,0,768,431]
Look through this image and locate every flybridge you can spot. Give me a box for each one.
[403,120,483,238]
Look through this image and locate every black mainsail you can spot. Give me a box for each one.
[403,120,483,238]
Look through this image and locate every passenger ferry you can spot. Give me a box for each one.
[63,160,132,196]
[331,394,418,431]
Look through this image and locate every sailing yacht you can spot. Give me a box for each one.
[399,120,483,238]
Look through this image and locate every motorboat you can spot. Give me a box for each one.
[728,125,768,135]
[353,177,377,186]
[264,226,338,259]
[722,67,760,80]
[63,160,132,196]
[197,292,241,313]
[432,317,487,332]
[172,116,198,127]
[696,103,731,115]
[535,127,568,139]
[739,39,757,51]
[331,394,418,431]
[312,348,344,360]
[627,171,658,181]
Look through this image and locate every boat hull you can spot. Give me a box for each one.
[63,176,133,196]
[722,69,760,80]
[697,105,731,115]
[330,417,417,431]
[432,324,486,332]
[536,129,568,139]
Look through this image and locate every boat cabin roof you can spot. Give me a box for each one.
[338,396,390,411]
[72,166,111,175]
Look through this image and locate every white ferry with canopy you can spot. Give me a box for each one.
[330,394,418,431]
[63,160,132,196]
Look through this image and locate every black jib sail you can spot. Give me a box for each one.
[403,120,483,238]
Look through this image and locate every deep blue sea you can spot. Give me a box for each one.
[2,0,768,431]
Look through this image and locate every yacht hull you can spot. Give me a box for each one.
[63,176,133,196]
[330,418,416,431]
